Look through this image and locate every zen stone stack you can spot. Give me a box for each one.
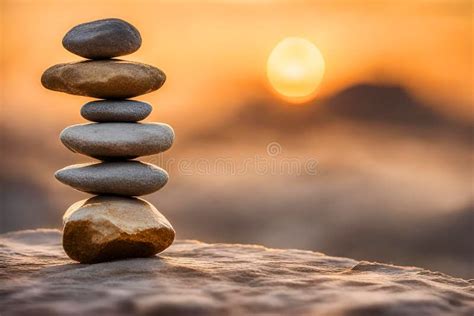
[41,18,175,263]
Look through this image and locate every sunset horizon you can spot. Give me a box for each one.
[1,1,473,315]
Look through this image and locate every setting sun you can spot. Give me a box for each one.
[267,37,325,102]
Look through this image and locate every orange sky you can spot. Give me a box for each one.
[1,0,472,135]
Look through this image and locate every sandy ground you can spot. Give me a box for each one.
[0,229,472,315]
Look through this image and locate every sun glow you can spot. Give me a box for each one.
[267,37,325,103]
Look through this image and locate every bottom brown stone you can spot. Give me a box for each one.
[62,195,175,264]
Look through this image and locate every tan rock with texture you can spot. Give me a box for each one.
[62,196,175,263]
[41,60,166,99]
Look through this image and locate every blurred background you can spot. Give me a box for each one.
[1,0,472,278]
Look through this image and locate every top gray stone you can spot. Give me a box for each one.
[62,18,141,59]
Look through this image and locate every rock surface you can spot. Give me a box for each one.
[81,100,152,122]
[55,161,168,196]
[60,122,174,160]
[62,196,175,263]
[1,230,472,316]
[62,18,141,59]
[41,60,166,99]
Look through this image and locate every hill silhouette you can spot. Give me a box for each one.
[192,83,472,142]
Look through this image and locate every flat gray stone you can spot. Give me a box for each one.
[81,100,152,122]
[55,161,168,196]
[63,18,141,59]
[62,196,175,263]
[60,122,174,160]
[41,60,166,99]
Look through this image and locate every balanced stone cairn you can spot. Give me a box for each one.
[41,18,175,263]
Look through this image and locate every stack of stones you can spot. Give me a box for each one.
[41,18,175,264]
